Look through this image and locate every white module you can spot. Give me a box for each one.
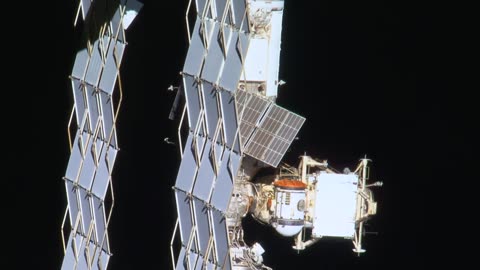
[312,173,358,238]
[271,180,307,237]
[242,0,285,97]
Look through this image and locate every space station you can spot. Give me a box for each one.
[59,0,382,269]
[168,0,382,269]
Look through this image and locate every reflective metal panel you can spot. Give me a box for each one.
[78,187,93,236]
[189,251,199,270]
[61,235,76,270]
[72,79,86,125]
[175,190,194,245]
[200,83,219,140]
[218,91,238,150]
[231,0,247,31]
[192,198,211,256]
[65,132,84,182]
[91,146,110,200]
[183,18,206,76]
[201,23,226,85]
[175,247,187,270]
[192,141,216,201]
[175,133,198,192]
[195,0,208,16]
[184,75,202,131]
[65,180,80,227]
[72,47,90,80]
[211,209,229,268]
[98,91,114,141]
[210,151,241,211]
[77,135,97,189]
[85,38,104,86]
[91,196,107,250]
[99,40,125,95]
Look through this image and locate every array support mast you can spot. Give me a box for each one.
[170,1,381,270]
[60,1,141,269]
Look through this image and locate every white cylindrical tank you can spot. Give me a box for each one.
[271,180,307,237]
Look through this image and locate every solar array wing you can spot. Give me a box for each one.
[243,102,305,167]
[174,68,242,270]
[61,2,142,269]
[172,2,289,270]
[234,88,306,167]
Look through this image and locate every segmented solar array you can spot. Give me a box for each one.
[61,1,142,269]
[173,0,251,268]
[172,1,304,269]
[236,89,305,167]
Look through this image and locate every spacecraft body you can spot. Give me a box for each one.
[60,1,142,269]
[170,1,380,270]
[242,156,378,254]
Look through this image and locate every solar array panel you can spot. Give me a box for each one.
[235,89,306,167]
[244,104,305,167]
[260,104,306,143]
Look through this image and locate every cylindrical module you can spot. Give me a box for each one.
[271,180,307,237]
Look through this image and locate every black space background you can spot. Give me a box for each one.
[5,0,462,269]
